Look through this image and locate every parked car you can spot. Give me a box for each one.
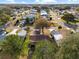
[0,30,6,39]
[50,30,63,43]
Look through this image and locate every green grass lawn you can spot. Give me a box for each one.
[21,36,30,56]
[62,19,79,25]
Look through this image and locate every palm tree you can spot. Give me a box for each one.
[35,18,50,34]
[61,13,75,24]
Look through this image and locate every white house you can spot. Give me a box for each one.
[18,30,27,37]
[40,10,48,16]
[40,10,48,19]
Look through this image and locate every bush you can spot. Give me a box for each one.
[58,26,62,29]
[56,33,79,59]
[32,40,58,59]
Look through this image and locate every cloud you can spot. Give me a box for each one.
[21,1,26,4]
[68,0,79,4]
[68,0,78,2]
[42,0,57,3]
[35,0,57,4]
[2,0,27,4]
[6,0,16,3]
[35,0,40,2]
[0,0,78,4]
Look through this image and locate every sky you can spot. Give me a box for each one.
[0,0,79,4]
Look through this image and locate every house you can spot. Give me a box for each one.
[40,10,48,16]
[40,10,48,19]
[27,14,35,19]
[30,9,37,14]
[22,16,27,19]
[6,29,27,38]
[18,30,27,38]
[22,14,35,24]
[20,20,26,27]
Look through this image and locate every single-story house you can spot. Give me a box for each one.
[18,30,27,38]
[31,9,37,12]
[40,10,48,16]
[22,14,35,24]
[40,10,48,19]
[20,20,26,27]
[26,14,35,19]
[6,29,27,38]
[30,9,37,14]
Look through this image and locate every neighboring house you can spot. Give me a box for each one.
[6,29,27,38]
[22,14,35,24]
[40,10,48,19]
[13,11,18,15]
[18,30,27,38]
[20,20,26,27]
[40,10,48,16]
[74,13,79,19]
[4,21,11,28]
[30,9,37,14]
[22,16,27,19]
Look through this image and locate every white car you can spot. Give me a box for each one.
[50,30,63,41]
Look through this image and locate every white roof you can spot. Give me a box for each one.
[27,14,35,18]
[40,10,48,16]
[54,34,63,41]
[31,9,37,12]
[18,30,27,37]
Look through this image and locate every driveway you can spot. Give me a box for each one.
[6,29,18,36]
[30,34,50,42]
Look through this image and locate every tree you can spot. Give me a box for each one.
[0,35,30,59]
[35,19,50,34]
[76,7,79,12]
[32,40,58,59]
[56,33,79,59]
[0,13,11,26]
[26,17,30,24]
[61,13,75,24]
[0,7,12,26]
[0,7,12,15]
[58,26,62,30]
